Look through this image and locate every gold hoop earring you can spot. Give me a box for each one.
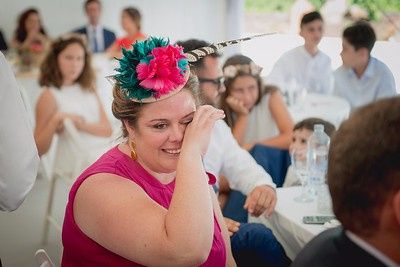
[130,141,137,160]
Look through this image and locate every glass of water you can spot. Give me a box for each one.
[292,148,313,203]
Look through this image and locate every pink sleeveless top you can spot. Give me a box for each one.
[62,146,226,266]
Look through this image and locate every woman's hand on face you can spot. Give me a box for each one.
[182,105,225,156]
[226,96,249,115]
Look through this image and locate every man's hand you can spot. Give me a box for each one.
[244,185,276,217]
[223,217,240,237]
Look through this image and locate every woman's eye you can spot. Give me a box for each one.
[182,119,193,125]
[153,124,167,129]
[301,138,307,144]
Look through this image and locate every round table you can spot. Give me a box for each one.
[288,93,350,129]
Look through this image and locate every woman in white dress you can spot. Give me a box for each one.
[220,54,293,150]
[34,33,112,175]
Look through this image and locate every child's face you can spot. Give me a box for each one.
[289,128,313,154]
[300,19,324,48]
[340,38,357,68]
[229,75,259,110]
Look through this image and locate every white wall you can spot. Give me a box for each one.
[0,0,228,45]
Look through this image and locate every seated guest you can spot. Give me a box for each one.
[0,52,39,211]
[292,97,400,266]
[12,8,50,66]
[178,39,291,267]
[0,30,8,51]
[283,117,335,187]
[74,0,116,53]
[106,7,146,59]
[35,34,112,175]
[220,55,294,150]
[267,11,333,94]
[333,21,397,110]
[62,37,235,266]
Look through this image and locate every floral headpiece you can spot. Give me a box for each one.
[110,37,189,102]
[223,62,263,78]
[109,33,275,103]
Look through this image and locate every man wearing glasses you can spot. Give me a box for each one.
[177,39,290,267]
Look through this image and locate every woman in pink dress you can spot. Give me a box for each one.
[106,7,146,59]
[62,37,236,266]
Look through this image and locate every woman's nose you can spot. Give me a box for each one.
[169,124,185,142]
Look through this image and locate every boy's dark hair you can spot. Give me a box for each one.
[293,117,336,137]
[343,20,376,52]
[84,0,101,9]
[175,39,220,73]
[300,11,323,27]
[328,97,400,236]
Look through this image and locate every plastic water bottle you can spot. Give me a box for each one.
[307,124,330,198]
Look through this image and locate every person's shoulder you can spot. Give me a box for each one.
[370,57,394,76]
[103,27,116,36]
[334,65,347,76]
[279,46,301,60]
[317,50,331,62]
[291,227,343,267]
[73,26,86,34]
[212,120,232,138]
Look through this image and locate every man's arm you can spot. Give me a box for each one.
[0,52,39,211]
[204,120,276,216]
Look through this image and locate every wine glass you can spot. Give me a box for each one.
[292,148,313,203]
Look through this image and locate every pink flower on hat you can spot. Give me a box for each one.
[136,45,188,98]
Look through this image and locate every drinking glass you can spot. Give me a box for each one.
[292,148,313,203]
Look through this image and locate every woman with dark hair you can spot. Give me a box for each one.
[220,54,294,150]
[106,7,146,59]
[12,8,49,53]
[35,33,112,175]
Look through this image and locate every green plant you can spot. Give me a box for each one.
[350,0,400,20]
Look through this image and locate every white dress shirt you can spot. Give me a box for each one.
[203,120,276,195]
[267,46,333,94]
[86,24,105,53]
[0,52,39,211]
[346,231,400,267]
[333,57,397,110]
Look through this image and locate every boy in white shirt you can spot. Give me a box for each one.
[268,11,333,95]
[333,21,397,110]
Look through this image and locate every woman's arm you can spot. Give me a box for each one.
[74,105,225,266]
[74,92,112,137]
[34,89,63,156]
[210,187,237,267]
[255,91,293,149]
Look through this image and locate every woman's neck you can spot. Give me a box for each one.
[119,143,176,184]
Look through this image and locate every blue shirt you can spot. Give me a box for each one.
[333,57,397,110]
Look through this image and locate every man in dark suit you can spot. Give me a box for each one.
[0,30,7,51]
[292,97,400,267]
[74,0,115,53]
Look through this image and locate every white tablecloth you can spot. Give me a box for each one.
[289,93,350,129]
[249,186,335,260]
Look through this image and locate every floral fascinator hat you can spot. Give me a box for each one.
[108,33,275,103]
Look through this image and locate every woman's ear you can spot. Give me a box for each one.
[123,120,135,138]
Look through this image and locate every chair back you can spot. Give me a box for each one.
[34,249,55,267]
